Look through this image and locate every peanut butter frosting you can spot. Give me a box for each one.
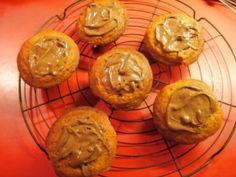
[101,53,144,94]
[55,116,109,176]
[84,1,122,36]
[155,16,200,54]
[166,86,217,133]
[28,38,68,78]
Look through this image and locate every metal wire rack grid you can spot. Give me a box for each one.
[18,0,236,176]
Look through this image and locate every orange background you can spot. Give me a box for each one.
[0,0,236,177]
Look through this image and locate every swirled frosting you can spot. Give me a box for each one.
[84,1,121,36]
[55,116,109,176]
[29,38,68,78]
[156,17,199,53]
[102,53,144,94]
[166,86,217,133]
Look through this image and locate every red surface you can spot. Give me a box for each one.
[0,0,236,177]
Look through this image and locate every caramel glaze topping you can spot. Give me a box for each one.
[84,1,122,36]
[156,17,200,56]
[102,53,144,95]
[29,38,68,78]
[55,116,109,177]
[166,86,217,133]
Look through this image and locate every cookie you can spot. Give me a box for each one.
[90,48,153,110]
[153,79,222,144]
[145,13,204,65]
[76,0,128,45]
[46,107,117,177]
[17,29,80,88]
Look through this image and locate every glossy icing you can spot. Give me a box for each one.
[102,53,144,94]
[84,1,122,36]
[155,16,199,53]
[55,116,109,176]
[29,38,68,77]
[166,86,217,133]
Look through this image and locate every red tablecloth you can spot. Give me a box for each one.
[0,0,236,176]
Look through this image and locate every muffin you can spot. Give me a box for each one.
[153,79,222,144]
[90,48,153,110]
[145,13,204,65]
[76,0,128,45]
[46,107,117,177]
[17,30,80,88]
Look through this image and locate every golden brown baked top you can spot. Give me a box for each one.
[101,52,144,95]
[55,115,110,177]
[155,16,200,54]
[28,37,69,78]
[84,0,123,36]
[166,86,217,133]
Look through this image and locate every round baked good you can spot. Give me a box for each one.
[145,13,204,65]
[90,48,153,110]
[17,30,80,88]
[76,0,128,45]
[153,79,222,144]
[46,107,117,177]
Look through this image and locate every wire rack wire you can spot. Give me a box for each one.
[19,0,236,176]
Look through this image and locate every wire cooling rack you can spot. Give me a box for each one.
[19,0,236,176]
